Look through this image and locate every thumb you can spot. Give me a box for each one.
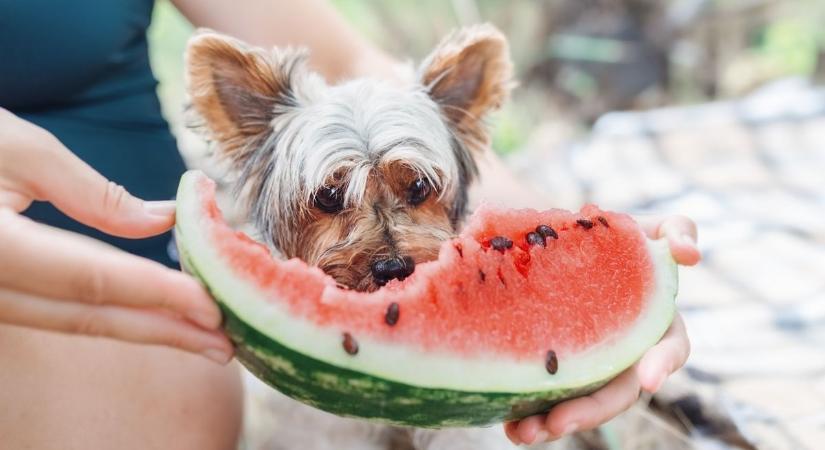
[29,138,177,239]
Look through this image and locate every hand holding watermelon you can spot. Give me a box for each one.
[504,215,699,445]
[0,109,233,364]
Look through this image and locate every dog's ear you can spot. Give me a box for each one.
[185,30,311,166]
[418,24,513,150]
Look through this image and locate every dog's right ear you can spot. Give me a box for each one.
[418,24,513,152]
[185,30,312,166]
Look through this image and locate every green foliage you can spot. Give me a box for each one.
[491,105,532,155]
[147,0,825,154]
[147,0,193,126]
[758,18,820,76]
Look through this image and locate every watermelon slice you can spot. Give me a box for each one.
[175,170,678,427]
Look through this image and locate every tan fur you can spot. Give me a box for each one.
[184,27,511,292]
[185,27,511,292]
[185,30,307,167]
[291,163,452,292]
[419,24,514,150]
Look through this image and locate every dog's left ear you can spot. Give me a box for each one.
[419,24,513,150]
[185,30,314,167]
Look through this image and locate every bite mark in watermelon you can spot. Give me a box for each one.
[175,170,678,427]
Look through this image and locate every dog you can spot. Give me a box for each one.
[185,24,529,450]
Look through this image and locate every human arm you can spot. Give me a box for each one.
[0,108,232,364]
[171,0,400,82]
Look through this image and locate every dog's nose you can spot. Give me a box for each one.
[371,256,415,286]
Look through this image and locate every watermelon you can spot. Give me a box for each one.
[175,170,678,428]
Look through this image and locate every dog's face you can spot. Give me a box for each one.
[186,25,511,291]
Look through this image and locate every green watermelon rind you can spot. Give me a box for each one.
[175,170,678,427]
[184,249,605,426]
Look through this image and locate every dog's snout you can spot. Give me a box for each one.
[371,256,415,286]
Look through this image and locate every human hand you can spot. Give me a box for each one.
[504,215,699,445]
[0,108,232,364]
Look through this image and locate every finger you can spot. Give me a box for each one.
[637,314,690,393]
[503,421,521,445]
[515,413,550,445]
[0,190,32,212]
[659,217,701,266]
[0,210,222,329]
[22,133,176,238]
[636,214,700,266]
[544,366,641,437]
[0,287,233,364]
[510,317,690,444]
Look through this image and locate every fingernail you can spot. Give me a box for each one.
[144,200,176,216]
[680,233,696,246]
[533,430,549,443]
[201,348,230,364]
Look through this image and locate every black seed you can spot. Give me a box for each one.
[478,269,486,282]
[525,231,546,247]
[342,332,359,355]
[490,236,513,252]
[576,218,594,230]
[385,302,400,326]
[454,243,463,258]
[545,350,559,375]
[597,216,609,227]
[536,224,558,240]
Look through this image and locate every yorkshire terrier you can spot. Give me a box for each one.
[186,24,525,450]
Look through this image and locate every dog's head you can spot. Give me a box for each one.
[185,25,512,291]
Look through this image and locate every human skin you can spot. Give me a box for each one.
[0,108,243,450]
[0,1,699,448]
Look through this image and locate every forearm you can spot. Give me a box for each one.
[172,0,396,81]
[470,149,552,209]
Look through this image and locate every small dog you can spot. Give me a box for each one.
[186,25,523,450]
[185,24,511,291]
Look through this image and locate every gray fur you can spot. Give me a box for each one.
[230,77,475,251]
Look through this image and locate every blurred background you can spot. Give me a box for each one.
[148,1,825,449]
[150,0,825,154]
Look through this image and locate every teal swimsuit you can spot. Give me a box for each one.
[1,0,186,267]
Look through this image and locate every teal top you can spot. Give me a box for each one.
[0,0,186,267]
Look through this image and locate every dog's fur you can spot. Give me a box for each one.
[186,24,510,291]
[186,24,522,450]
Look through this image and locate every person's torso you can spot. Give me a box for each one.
[0,0,186,266]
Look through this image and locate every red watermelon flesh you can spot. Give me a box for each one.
[196,175,653,363]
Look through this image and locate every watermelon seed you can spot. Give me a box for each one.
[342,332,359,355]
[576,218,594,230]
[478,269,486,282]
[454,243,463,258]
[597,216,609,227]
[385,302,400,326]
[545,350,559,375]
[536,224,558,240]
[490,236,513,253]
[525,231,546,247]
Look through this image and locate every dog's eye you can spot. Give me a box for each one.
[407,178,431,206]
[314,186,344,214]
